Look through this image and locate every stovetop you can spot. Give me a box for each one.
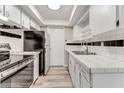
[0,54,33,72]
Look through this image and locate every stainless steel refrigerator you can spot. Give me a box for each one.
[24,31,50,75]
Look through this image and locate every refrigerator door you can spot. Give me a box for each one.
[45,47,50,74]
[44,32,50,75]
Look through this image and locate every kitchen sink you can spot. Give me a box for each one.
[72,51,96,55]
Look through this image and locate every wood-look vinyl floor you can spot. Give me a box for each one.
[32,66,73,88]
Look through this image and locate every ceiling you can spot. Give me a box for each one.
[20,5,89,27]
[35,5,73,21]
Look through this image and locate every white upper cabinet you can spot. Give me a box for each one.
[73,8,91,40]
[35,23,40,31]
[78,10,92,40]
[21,11,30,30]
[0,5,4,25]
[90,5,116,36]
[73,5,118,41]
[30,19,40,31]
[30,19,36,29]
[5,5,21,25]
[0,5,40,30]
[0,5,4,15]
[118,5,124,29]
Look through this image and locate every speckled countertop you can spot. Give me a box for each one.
[10,51,41,55]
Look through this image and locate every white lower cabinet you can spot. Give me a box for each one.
[0,5,4,15]
[71,60,75,86]
[68,54,124,88]
[80,67,90,88]
[33,54,39,82]
[69,54,91,88]
[69,54,83,88]
[75,62,81,88]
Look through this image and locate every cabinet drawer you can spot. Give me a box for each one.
[5,5,21,25]
[0,5,4,15]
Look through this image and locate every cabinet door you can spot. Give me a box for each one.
[35,24,40,31]
[71,57,75,86]
[68,55,71,75]
[80,73,90,88]
[75,63,81,88]
[5,5,21,25]
[80,68,90,88]
[0,5,4,15]
[33,54,39,82]
[119,5,124,28]
[69,55,75,86]
[90,5,116,35]
[45,47,50,75]
[31,20,40,31]
[25,15,30,29]
[21,11,30,29]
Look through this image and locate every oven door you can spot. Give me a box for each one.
[0,61,34,88]
[0,51,10,62]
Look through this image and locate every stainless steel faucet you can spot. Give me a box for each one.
[81,41,88,54]
[85,41,88,54]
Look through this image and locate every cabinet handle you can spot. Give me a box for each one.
[116,20,119,27]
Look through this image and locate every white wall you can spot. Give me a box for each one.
[47,27,65,66]
[64,27,73,41]
[40,26,47,31]
[0,29,24,52]
[64,27,73,66]
[89,46,124,62]
[73,25,82,40]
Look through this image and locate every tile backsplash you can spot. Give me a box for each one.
[0,31,21,39]
[89,46,124,61]
[0,29,24,52]
[66,40,124,61]
[67,29,124,61]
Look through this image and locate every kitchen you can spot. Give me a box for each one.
[0,4,124,88]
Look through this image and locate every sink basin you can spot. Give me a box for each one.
[72,51,96,55]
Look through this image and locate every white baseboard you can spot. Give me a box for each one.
[50,65,68,68]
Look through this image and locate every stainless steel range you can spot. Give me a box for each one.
[0,43,34,88]
[0,43,11,69]
[0,51,11,68]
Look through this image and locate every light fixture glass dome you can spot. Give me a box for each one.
[48,5,61,10]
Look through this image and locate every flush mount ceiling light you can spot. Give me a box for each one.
[48,5,61,10]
